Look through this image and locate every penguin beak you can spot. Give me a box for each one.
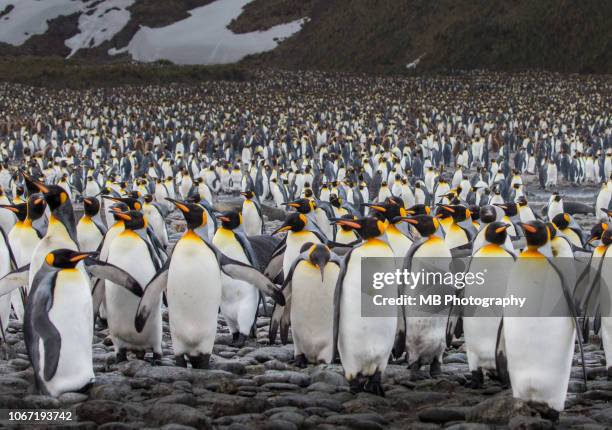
[69,252,98,263]
[283,202,300,208]
[439,205,455,213]
[114,212,132,221]
[166,198,190,213]
[83,198,92,205]
[216,215,230,223]
[0,205,19,213]
[495,224,510,234]
[520,222,537,234]
[330,219,361,229]
[363,203,386,212]
[399,217,419,225]
[494,203,507,210]
[272,225,292,235]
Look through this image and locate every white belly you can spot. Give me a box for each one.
[283,231,321,280]
[40,270,94,397]
[167,239,221,355]
[242,203,262,236]
[77,221,103,253]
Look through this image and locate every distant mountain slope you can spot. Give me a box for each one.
[0,0,609,73]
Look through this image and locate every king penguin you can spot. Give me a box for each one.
[77,197,107,252]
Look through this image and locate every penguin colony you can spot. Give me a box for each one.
[0,72,610,420]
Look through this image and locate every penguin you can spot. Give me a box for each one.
[22,249,96,397]
[439,205,476,250]
[142,194,169,248]
[241,190,264,235]
[333,217,397,395]
[547,192,564,221]
[334,214,361,245]
[502,220,585,414]
[269,243,341,366]
[0,187,16,235]
[135,199,284,367]
[104,210,162,363]
[365,199,413,258]
[77,197,106,252]
[462,222,514,388]
[213,210,262,346]
[398,214,451,375]
[551,213,584,248]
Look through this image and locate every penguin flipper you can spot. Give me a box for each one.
[333,248,355,362]
[264,246,285,281]
[445,288,464,348]
[135,260,170,333]
[91,278,105,324]
[30,280,61,382]
[0,264,29,297]
[85,259,143,298]
[269,285,292,345]
[218,253,285,305]
[494,318,509,387]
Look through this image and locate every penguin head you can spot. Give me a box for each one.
[469,205,480,222]
[546,222,558,239]
[83,197,101,217]
[167,198,207,230]
[602,229,612,247]
[516,196,528,207]
[329,194,342,208]
[552,213,571,230]
[300,242,331,281]
[143,194,154,204]
[283,198,314,214]
[484,222,510,245]
[32,181,69,212]
[216,210,242,230]
[331,216,385,240]
[114,210,146,231]
[0,203,27,222]
[520,220,549,247]
[362,202,387,220]
[103,195,142,211]
[406,204,430,216]
[494,202,518,217]
[45,249,96,269]
[337,214,358,231]
[273,212,307,234]
[479,205,497,223]
[588,222,608,244]
[552,192,562,202]
[241,190,255,200]
[400,215,440,237]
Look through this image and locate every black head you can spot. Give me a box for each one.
[167,198,207,230]
[439,204,470,222]
[216,210,242,230]
[103,196,142,211]
[241,190,255,200]
[484,221,510,245]
[516,196,528,206]
[401,215,440,237]
[406,204,430,216]
[34,182,70,211]
[329,194,342,208]
[114,210,146,231]
[362,202,388,220]
[552,213,571,230]
[602,229,612,247]
[45,249,96,269]
[589,222,608,244]
[495,202,518,217]
[82,197,101,217]
[552,193,562,202]
[479,205,497,223]
[332,216,386,240]
[143,194,154,203]
[469,205,480,221]
[273,212,307,234]
[521,220,549,247]
[299,242,331,280]
[338,214,357,231]
[0,203,27,222]
[284,198,314,214]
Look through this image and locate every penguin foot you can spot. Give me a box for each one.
[363,371,385,397]
[526,401,560,423]
[96,318,108,330]
[135,350,146,360]
[151,353,162,366]
[349,374,367,394]
[407,359,421,371]
[429,358,442,378]
[115,349,128,364]
[467,369,484,389]
[233,333,248,348]
[175,355,187,368]
[189,354,210,369]
[76,380,94,394]
[293,354,308,368]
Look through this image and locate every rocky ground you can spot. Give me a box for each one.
[0,178,611,429]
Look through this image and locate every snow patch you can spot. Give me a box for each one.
[65,0,135,58]
[109,0,306,65]
[0,0,83,45]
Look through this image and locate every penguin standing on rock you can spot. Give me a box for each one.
[23,249,96,397]
[333,217,397,395]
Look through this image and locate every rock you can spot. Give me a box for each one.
[309,368,349,387]
[388,391,449,408]
[261,382,302,391]
[325,413,387,430]
[58,392,89,405]
[154,393,198,406]
[22,394,60,409]
[342,393,389,413]
[160,425,198,430]
[246,346,293,363]
[418,407,467,423]
[98,423,141,430]
[0,376,30,393]
[76,400,143,424]
[592,407,612,424]
[213,361,246,375]
[306,382,338,393]
[567,380,586,393]
[8,358,30,371]
[508,415,554,430]
[89,383,131,401]
[254,370,310,387]
[264,360,294,371]
[444,353,468,364]
[466,395,556,425]
[147,403,211,429]
[262,420,298,430]
[445,424,492,430]
[579,390,612,401]
[198,391,268,417]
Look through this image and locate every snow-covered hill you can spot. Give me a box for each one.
[0,0,305,64]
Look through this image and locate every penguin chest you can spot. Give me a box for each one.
[77,218,103,252]
[10,227,40,266]
[284,231,320,275]
[291,262,337,358]
[386,226,413,257]
[213,229,249,264]
[43,270,93,396]
[242,202,261,233]
[445,224,469,249]
[167,237,221,348]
